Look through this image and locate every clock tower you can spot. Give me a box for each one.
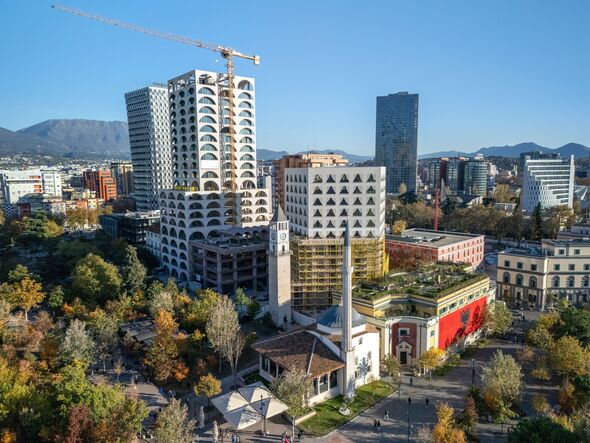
[268,205,291,328]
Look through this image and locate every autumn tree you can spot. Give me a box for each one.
[60,319,96,365]
[493,184,514,203]
[194,374,222,406]
[154,398,195,443]
[9,277,44,321]
[549,335,588,379]
[480,350,523,420]
[527,312,559,351]
[482,301,512,338]
[419,347,445,379]
[206,295,245,387]
[391,219,407,235]
[144,310,186,383]
[382,354,401,383]
[507,417,578,443]
[62,404,94,443]
[71,253,122,307]
[432,402,467,443]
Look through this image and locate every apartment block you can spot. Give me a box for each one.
[520,154,574,212]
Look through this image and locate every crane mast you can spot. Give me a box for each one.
[51,3,260,223]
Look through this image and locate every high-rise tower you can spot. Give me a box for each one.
[268,205,291,328]
[125,84,172,211]
[375,92,419,194]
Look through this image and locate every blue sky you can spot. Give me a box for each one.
[1,0,588,155]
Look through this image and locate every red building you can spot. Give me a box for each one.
[83,169,117,201]
[386,229,485,269]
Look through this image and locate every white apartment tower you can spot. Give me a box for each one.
[521,154,574,212]
[0,169,62,217]
[159,69,271,282]
[125,84,173,211]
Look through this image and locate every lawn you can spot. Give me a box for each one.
[299,380,394,436]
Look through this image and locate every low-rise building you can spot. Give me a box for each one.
[557,223,590,241]
[332,263,494,365]
[386,229,485,269]
[497,239,590,309]
[145,223,161,262]
[99,210,160,245]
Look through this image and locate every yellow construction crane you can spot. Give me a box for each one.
[51,3,260,220]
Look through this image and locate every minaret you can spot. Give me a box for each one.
[341,223,356,396]
[268,206,292,329]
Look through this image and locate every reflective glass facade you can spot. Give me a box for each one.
[375,92,418,194]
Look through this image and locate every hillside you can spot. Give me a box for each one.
[419,142,589,159]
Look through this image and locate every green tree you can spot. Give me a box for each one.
[121,245,147,294]
[71,253,122,307]
[89,309,120,372]
[154,398,195,443]
[553,307,590,345]
[481,351,523,418]
[528,203,543,240]
[482,301,512,338]
[60,319,96,364]
[271,369,312,438]
[507,417,578,443]
[47,286,65,311]
[549,335,588,379]
[382,354,401,383]
[234,287,248,318]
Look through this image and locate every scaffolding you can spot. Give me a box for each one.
[291,235,386,312]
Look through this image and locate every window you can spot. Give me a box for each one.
[585,264,590,271]
[503,272,510,283]
[399,328,409,336]
[552,276,560,288]
[504,260,511,267]
[554,264,560,271]
[559,249,565,255]
[330,371,338,388]
[529,277,537,288]
[583,276,589,288]
[516,274,523,285]
[569,264,575,271]
[531,264,537,271]
[517,262,523,269]
[575,249,581,255]
[567,276,575,288]
[319,374,329,393]
[430,330,435,337]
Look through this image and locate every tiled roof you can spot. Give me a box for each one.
[251,330,344,378]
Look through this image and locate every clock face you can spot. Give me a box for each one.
[280,233,287,241]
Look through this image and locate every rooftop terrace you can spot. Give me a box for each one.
[353,262,488,301]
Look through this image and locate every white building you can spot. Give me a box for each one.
[284,166,386,239]
[125,84,173,211]
[0,169,62,217]
[521,154,574,212]
[159,69,271,282]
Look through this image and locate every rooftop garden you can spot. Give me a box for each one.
[353,262,487,301]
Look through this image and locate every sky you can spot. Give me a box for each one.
[0,0,589,155]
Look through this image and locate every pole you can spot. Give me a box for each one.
[407,396,411,442]
[471,359,475,385]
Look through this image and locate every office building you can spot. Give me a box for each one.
[462,159,488,196]
[159,69,271,283]
[520,154,574,212]
[110,161,134,196]
[0,168,62,217]
[273,153,348,211]
[497,239,590,309]
[125,85,173,211]
[83,169,118,201]
[386,228,485,269]
[99,211,161,245]
[375,92,418,194]
[284,166,387,310]
[446,157,466,193]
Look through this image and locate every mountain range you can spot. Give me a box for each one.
[0,119,587,162]
[418,142,590,159]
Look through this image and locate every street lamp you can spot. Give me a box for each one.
[407,396,411,442]
[471,358,475,385]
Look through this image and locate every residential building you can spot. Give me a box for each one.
[16,193,67,217]
[375,92,418,194]
[462,159,488,196]
[284,166,387,310]
[191,227,268,296]
[125,84,173,211]
[0,168,62,217]
[557,223,590,240]
[273,153,348,210]
[520,154,574,212]
[497,239,590,309]
[99,210,160,245]
[158,69,271,282]
[332,262,494,364]
[252,226,380,404]
[386,228,485,269]
[110,161,134,196]
[145,224,162,261]
[83,169,118,201]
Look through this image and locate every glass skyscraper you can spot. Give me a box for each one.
[375,92,419,194]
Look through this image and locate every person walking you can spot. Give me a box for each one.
[373,419,378,430]
[377,420,381,432]
[384,410,390,420]
[410,377,413,387]
[426,398,430,406]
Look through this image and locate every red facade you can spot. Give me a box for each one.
[438,297,486,350]
[391,323,418,358]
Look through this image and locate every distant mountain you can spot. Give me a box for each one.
[17,119,130,158]
[419,142,589,159]
[257,148,289,161]
[0,126,71,154]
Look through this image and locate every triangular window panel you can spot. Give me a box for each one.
[353,174,362,183]
[340,209,348,216]
[354,220,362,228]
[340,174,349,183]
[326,175,335,183]
[353,198,362,205]
[327,209,335,217]
[327,186,336,194]
[353,187,362,194]
[340,199,348,206]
